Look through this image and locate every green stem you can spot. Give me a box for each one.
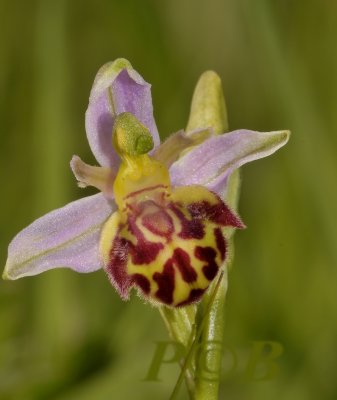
[159,306,196,398]
[193,271,228,400]
[169,272,225,400]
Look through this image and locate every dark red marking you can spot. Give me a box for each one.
[153,261,175,305]
[173,248,197,283]
[195,246,219,281]
[106,229,132,299]
[177,288,206,307]
[142,207,174,238]
[188,198,244,228]
[125,184,168,200]
[214,227,227,261]
[169,203,205,240]
[129,239,163,265]
[127,214,164,264]
[132,274,151,294]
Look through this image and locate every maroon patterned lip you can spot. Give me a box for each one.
[106,188,238,307]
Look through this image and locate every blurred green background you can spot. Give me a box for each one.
[1,0,337,399]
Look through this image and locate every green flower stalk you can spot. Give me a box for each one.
[3,59,289,399]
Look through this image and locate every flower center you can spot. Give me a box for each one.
[111,112,170,210]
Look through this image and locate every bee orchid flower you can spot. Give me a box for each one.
[3,59,289,307]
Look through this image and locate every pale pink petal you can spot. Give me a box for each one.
[3,193,115,280]
[170,129,290,195]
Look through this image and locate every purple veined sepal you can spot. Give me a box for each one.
[85,59,160,171]
[169,129,290,196]
[3,193,115,280]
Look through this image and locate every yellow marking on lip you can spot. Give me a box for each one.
[99,212,121,265]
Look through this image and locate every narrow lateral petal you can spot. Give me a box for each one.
[3,193,114,280]
[170,130,290,194]
[152,128,213,168]
[85,59,160,169]
[70,155,116,199]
